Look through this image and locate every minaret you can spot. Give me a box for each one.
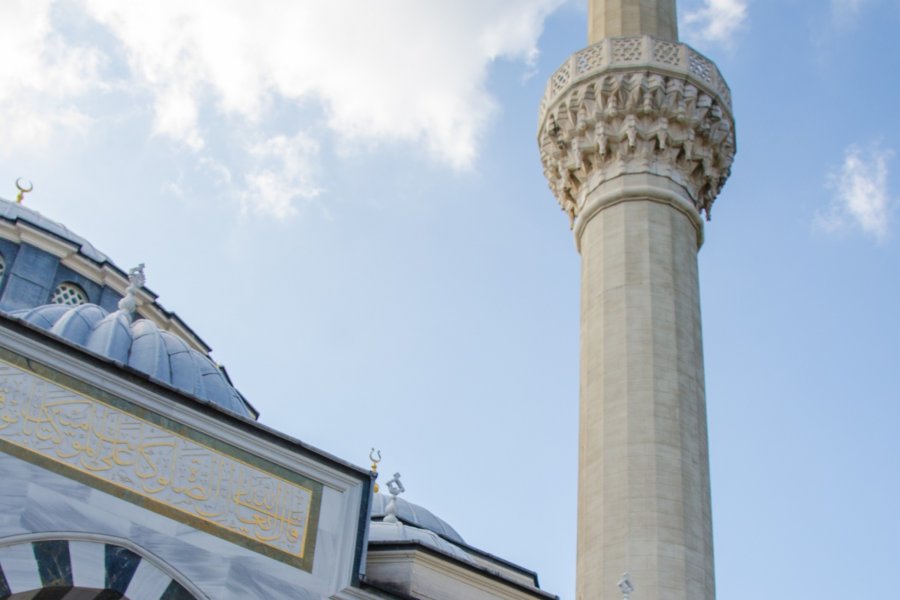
[537,2,735,600]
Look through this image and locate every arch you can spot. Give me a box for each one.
[0,533,206,600]
[50,281,88,306]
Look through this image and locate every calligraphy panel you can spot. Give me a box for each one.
[0,359,320,570]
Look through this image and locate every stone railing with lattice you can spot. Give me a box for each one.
[539,35,731,126]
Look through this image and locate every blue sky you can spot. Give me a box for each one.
[1,1,899,598]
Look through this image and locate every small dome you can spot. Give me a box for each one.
[370,494,464,544]
[12,303,255,419]
[368,520,474,563]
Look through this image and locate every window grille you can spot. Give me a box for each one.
[51,282,87,306]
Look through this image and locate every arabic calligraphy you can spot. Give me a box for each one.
[0,362,313,558]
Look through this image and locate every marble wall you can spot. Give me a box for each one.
[0,453,349,599]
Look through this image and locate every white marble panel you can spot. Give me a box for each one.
[86,488,179,538]
[0,542,41,592]
[125,559,171,600]
[23,480,130,539]
[69,540,106,589]
[2,448,357,599]
[2,409,365,600]
[228,558,319,600]
[314,487,341,577]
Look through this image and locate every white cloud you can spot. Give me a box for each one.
[818,144,894,242]
[239,132,322,220]
[0,1,102,155]
[2,0,564,218]
[683,0,748,46]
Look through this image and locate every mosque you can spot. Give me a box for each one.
[0,1,733,599]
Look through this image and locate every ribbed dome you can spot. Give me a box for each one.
[12,303,255,419]
[370,494,464,544]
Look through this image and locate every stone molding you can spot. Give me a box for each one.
[537,35,735,228]
[571,174,706,251]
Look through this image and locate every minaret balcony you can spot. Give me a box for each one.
[537,35,736,229]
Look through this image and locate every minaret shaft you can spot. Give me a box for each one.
[589,0,678,43]
[576,184,714,600]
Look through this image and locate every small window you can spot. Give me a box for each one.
[0,254,5,280]
[51,282,87,306]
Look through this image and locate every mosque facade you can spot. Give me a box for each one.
[0,1,733,599]
[0,198,556,599]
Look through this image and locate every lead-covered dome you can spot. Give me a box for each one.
[369,493,464,544]
[0,195,257,420]
[12,303,255,419]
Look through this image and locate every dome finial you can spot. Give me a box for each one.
[369,448,382,494]
[382,472,405,524]
[15,178,33,204]
[117,263,146,317]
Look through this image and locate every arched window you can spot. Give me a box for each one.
[0,253,6,280]
[50,282,87,306]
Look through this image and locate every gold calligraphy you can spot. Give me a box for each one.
[0,363,313,558]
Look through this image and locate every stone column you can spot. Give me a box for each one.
[589,0,678,43]
[537,32,735,600]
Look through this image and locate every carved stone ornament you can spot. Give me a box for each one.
[537,36,736,228]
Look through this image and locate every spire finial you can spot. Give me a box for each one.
[15,178,33,204]
[117,264,146,317]
[382,472,405,524]
[369,448,382,494]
